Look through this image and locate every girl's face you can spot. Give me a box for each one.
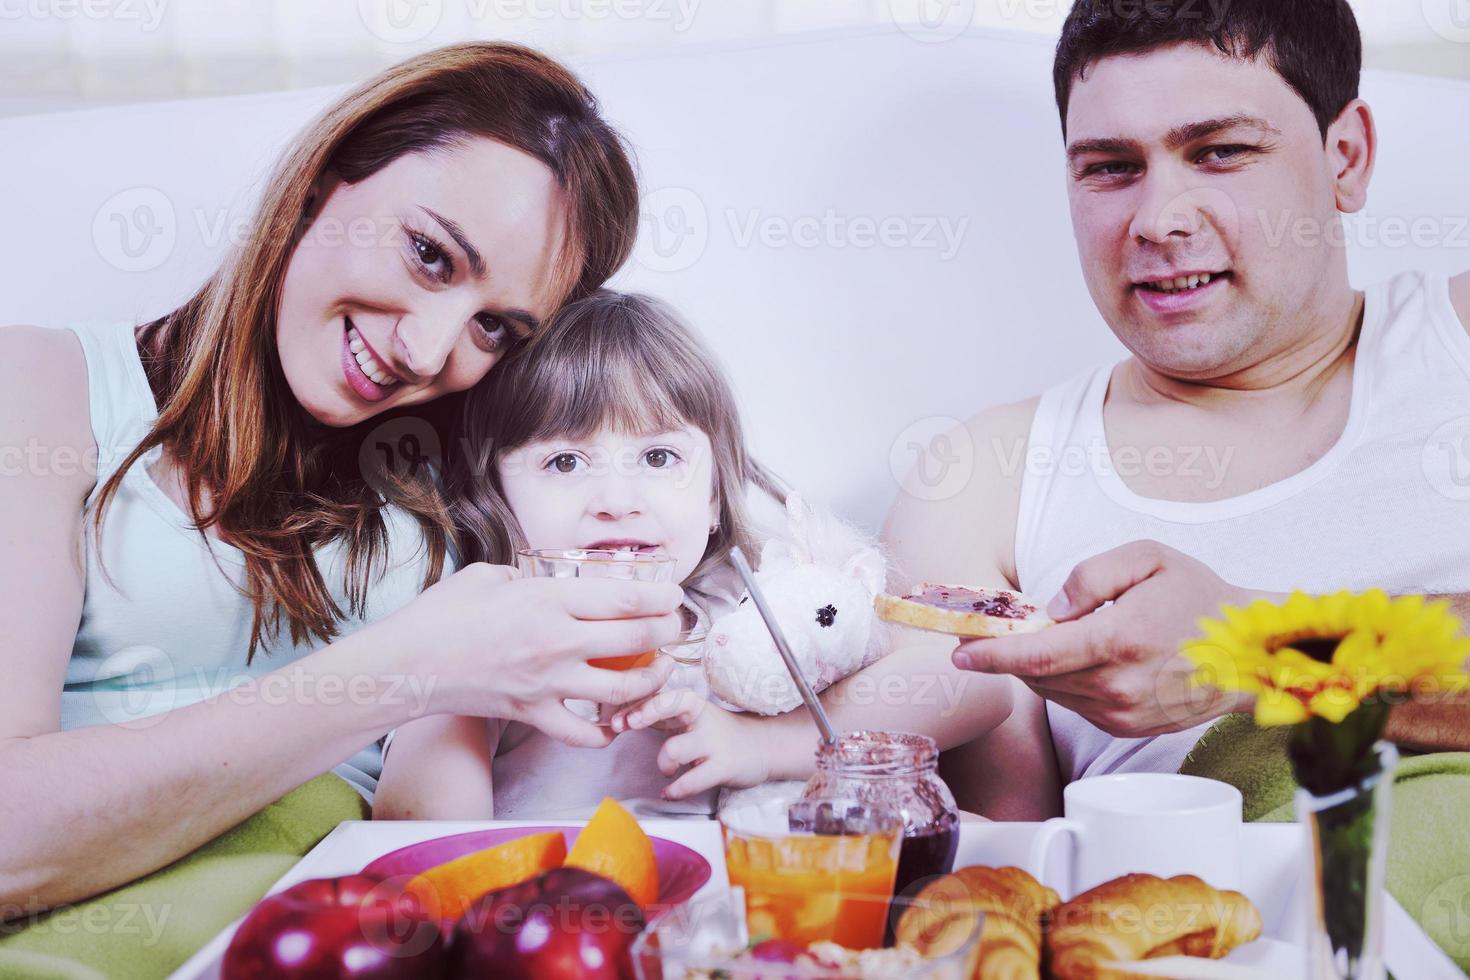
[276,139,568,428]
[498,425,719,585]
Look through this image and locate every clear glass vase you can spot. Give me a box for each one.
[1296,741,1398,980]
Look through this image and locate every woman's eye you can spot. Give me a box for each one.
[475,314,512,352]
[548,454,580,474]
[409,231,453,283]
[644,448,678,469]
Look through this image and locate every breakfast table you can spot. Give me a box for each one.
[169,817,1463,979]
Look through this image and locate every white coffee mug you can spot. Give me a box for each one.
[1027,773,1243,897]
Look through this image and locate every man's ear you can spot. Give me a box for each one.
[1327,99,1376,215]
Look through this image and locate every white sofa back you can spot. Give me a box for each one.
[3,27,1467,528]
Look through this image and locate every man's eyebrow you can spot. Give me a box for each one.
[420,205,485,279]
[1164,114,1281,148]
[1067,136,1143,161]
[1066,115,1282,161]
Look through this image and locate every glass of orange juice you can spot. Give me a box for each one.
[515,548,677,671]
[719,797,901,951]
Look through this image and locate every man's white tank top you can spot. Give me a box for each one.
[1014,271,1470,782]
[62,321,439,799]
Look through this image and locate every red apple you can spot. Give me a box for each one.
[448,867,646,979]
[222,873,447,979]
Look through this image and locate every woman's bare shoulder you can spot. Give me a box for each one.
[0,325,96,460]
[0,324,87,373]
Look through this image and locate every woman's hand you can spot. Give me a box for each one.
[611,689,775,800]
[373,562,682,748]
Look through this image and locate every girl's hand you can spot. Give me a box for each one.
[613,689,774,800]
[373,563,681,748]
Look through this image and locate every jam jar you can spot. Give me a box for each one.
[797,731,960,897]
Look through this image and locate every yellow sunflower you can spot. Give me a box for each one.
[1183,590,1470,727]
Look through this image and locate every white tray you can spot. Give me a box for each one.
[169,819,1465,980]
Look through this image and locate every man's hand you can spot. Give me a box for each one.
[609,690,775,800]
[952,541,1259,738]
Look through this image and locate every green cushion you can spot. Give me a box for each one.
[0,773,367,980]
[1182,713,1470,971]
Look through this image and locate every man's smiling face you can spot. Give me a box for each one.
[1064,43,1355,382]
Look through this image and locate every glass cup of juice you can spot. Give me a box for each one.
[515,548,678,671]
[718,797,902,951]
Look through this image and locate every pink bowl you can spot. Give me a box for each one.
[361,825,711,919]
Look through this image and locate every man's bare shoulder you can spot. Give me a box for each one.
[961,396,1042,489]
[1450,270,1470,336]
[881,397,1042,590]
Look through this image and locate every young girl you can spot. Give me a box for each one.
[375,290,1022,819]
[374,290,807,819]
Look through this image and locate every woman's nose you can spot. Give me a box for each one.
[393,315,460,382]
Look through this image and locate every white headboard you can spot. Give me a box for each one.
[3,27,1466,528]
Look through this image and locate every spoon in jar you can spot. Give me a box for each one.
[729,547,837,746]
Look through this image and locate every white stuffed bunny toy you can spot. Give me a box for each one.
[703,492,890,717]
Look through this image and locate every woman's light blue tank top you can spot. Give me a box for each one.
[61,321,440,799]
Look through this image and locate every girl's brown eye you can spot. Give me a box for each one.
[552,454,578,474]
[645,449,670,468]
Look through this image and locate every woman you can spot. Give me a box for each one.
[0,42,678,911]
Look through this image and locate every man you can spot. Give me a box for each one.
[865,0,1470,818]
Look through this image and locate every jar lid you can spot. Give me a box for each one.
[815,730,939,775]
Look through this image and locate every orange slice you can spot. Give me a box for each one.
[563,797,660,908]
[405,830,567,920]
[589,650,658,671]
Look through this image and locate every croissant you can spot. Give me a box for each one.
[897,865,1061,980]
[1045,873,1262,980]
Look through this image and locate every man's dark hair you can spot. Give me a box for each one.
[1053,0,1362,140]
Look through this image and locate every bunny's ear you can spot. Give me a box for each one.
[781,492,816,563]
[842,546,887,597]
[759,536,800,575]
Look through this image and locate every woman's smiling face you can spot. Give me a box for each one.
[275,138,567,428]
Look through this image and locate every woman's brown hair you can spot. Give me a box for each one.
[94,42,640,660]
